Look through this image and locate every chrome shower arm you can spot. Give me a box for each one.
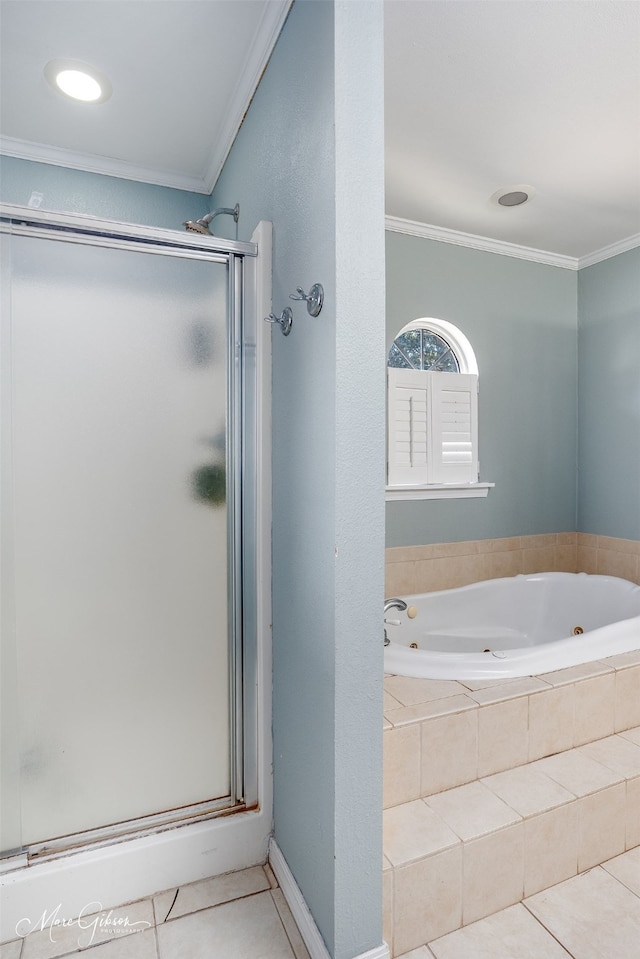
[200,204,240,227]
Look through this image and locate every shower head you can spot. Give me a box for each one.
[183,204,240,236]
[184,217,212,235]
[183,220,211,236]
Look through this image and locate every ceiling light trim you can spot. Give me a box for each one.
[385,216,579,270]
[202,0,294,193]
[44,58,112,104]
[0,136,210,195]
[491,184,537,208]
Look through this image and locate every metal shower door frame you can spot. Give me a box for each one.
[0,203,260,859]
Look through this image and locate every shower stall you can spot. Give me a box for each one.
[0,205,264,865]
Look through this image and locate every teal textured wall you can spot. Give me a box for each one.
[386,231,578,547]
[578,248,640,539]
[213,2,386,957]
[0,155,203,229]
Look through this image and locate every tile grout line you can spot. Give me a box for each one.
[523,860,640,959]
[153,883,274,926]
[600,859,640,902]
[7,867,288,958]
[520,895,581,959]
[269,889,303,959]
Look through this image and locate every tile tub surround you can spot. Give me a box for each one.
[1,865,311,959]
[577,533,640,584]
[383,653,640,956]
[385,532,640,596]
[419,847,640,959]
[384,731,640,955]
[384,652,640,807]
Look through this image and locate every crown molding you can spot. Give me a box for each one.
[385,215,640,271]
[385,215,580,270]
[577,233,640,269]
[202,0,293,192]
[0,136,210,194]
[0,1,293,199]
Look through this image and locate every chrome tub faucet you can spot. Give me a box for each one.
[384,597,408,646]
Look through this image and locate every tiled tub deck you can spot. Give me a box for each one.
[383,649,640,957]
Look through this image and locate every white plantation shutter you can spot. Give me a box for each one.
[388,368,478,486]
[387,368,428,485]
[428,371,478,484]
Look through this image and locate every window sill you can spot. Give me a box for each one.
[385,482,495,501]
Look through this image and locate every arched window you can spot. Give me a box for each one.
[388,317,478,374]
[387,318,480,488]
[388,329,460,372]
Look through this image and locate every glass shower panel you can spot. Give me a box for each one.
[10,235,231,844]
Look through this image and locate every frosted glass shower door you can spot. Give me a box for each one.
[8,234,234,845]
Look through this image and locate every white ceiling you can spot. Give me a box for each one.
[384,0,640,260]
[1,0,639,260]
[0,0,291,193]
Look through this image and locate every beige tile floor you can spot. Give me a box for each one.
[7,846,640,959]
[397,845,640,959]
[0,865,310,959]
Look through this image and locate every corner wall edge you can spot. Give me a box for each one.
[268,839,390,959]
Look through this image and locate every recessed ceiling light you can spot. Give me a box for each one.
[44,59,112,103]
[498,191,529,207]
[490,184,536,208]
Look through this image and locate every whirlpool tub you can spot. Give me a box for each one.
[383,572,640,681]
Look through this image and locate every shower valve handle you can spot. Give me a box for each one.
[289,283,324,317]
[264,307,293,337]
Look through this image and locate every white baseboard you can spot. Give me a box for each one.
[269,839,331,959]
[1,809,270,944]
[354,946,392,959]
[268,839,390,959]
[357,947,392,959]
